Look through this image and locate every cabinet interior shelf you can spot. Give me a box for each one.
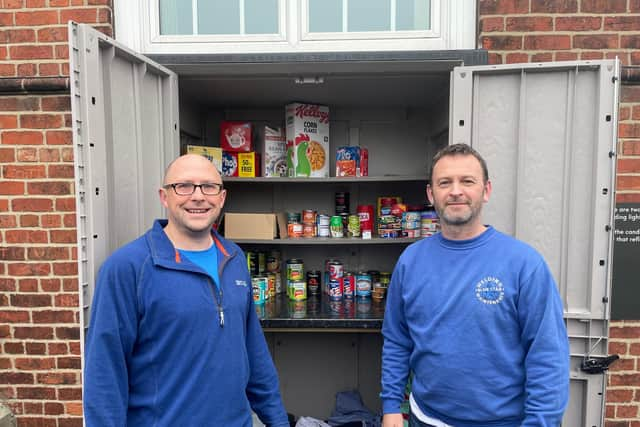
[233,237,421,245]
[224,175,427,183]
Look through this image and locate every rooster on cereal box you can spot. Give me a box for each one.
[285,103,330,178]
[286,134,316,177]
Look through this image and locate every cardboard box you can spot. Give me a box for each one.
[220,121,253,152]
[260,125,287,177]
[238,152,260,178]
[186,145,222,172]
[224,213,287,240]
[285,103,330,177]
[222,151,238,177]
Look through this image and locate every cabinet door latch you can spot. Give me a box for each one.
[580,355,619,374]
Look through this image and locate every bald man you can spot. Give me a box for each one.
[84,155,289,427]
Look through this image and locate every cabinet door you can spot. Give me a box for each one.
[68,22,180,330]
[450,60,619,427]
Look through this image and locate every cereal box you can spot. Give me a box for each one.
[238,152,260,178]
[187,145,222,173]
[336,146,360,177]
[222,151,238,177]
[220,121,253,152]
[285,103,329,178]
[260,126,287,177]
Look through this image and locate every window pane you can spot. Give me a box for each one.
[396,0,431,31]
[245,0,279,34]
[308,0,342,32]
[159,0,193,35]
[198,0,240,35]
[348,0,390,32]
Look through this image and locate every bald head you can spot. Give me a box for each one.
[163,154,223,186]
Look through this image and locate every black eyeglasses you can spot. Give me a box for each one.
[164,182,224,196]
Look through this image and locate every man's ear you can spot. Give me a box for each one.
[159,187,169,208]
[426,184,434,205]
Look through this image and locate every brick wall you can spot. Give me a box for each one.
[0,1,112,426]
[478,0,640,425]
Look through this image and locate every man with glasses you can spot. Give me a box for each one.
[83,154,289,427]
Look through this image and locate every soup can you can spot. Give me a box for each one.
[302,209,317,224]
[343,272,355,299]
[302,223,316,238]
[288,222,303,238]
[328,279,343,301]
[356,272,372,298]
[328,261,344,280]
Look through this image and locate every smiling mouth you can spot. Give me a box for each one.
[186,208,210,214]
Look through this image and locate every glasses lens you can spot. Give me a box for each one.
[201,184,221,195]
[174,183,194,195]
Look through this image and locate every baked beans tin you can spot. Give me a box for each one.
[343,272,355,299]
[356,272,372,298]
[302,223,316,238]
[302,209,317,224]
[289,280,307,301]
[287,222,303,238]
[307,270,321,295]
[251,276,267,304]
[328,279,343,301]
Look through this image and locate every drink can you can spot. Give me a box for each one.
[343,272,355,299]
[328,261,344,280]
[328,279,343,301]
[307,270,321,295]
[347,214,360,237]
[330,215,344,237]
[251,276,267,304]
[356,272,372,298]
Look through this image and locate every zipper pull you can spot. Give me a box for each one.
[219,308,224,327]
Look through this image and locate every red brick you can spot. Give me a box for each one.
[27,182,71,195]
[20,114,64,129]
[50,230,76,243]
[40,214,61,228]
[506,16,553,32]
[0,372,34,386]
[97,7,112,24]
[61,147,74,161]
[582,0,627,13]
[621,86,640,103]
[39,62,60,77]
[620,123,640,138]
[4,341,25,354]
[89,0,113,4]
[18,214,37,227]
[0,181,24,195]
[60,8,98,23]
[11,294,52,307]
[0,63,16,76]
[16,386,56,399]
[55,44,69,60]
[41,96,70,111]
[0,246,25,260]
[55,294,78,307]
[18,417,57,427]
[621,35,640,49]
[616,404,639,417]
[53,262,77,275]
[37,147,60,162]
[45,130,71,145]
[58,417,84,427]
[620,140,640,155]
[0,146,15,161]
[0,97,38,111]
[36,372,78,386]
[479,0,529,14]
[14,326,53,340]
[0,28,36,44]
[69,341,80,354]
[55,197,76,212]
[58,387,81,400]
[8,262,51,276]
[50,0,69,5]
[633,106,640,120]
[0,199,9,211]
[480,16,504,32]
[524,35,572,50]
[581,51,605,60]
[611,371,640,386]
[0,310,30,323]
[33,310,76,324]
[2,131,43,146]
[25,342,46,355]
[49,164,74,178]
[62,278,78,292]
[41,279,60,292]
[481,35,522,50]
[0,114,18,128]
[1,0,24,8]
[15,10,58,26]
[617,193,640,203]
[605,16,640,31]
[0,278,16,291]
[506,52,529,63]
[24,401,44,415]
[17,63,38,77]
[37,27,68,43]
[9,45,54,60]
[531,0,577,12]
[57,356,81,369]
[609,358,635,371]
[48,342,67,354]
[556,16,602,31]
[618,159,640,173]
[0,12,14,26]
[5,230,48,243]
[0,215,18,228]
[630,343,640,355]
[19,278,38,292]
[574,34,619,49]
[0,325,10,338]
[11,197,52,212]
[17,148,39,163]
[27,247,68,261]
[26,0,47,6]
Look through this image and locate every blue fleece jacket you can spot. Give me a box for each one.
[381,227,569,427]
[83,220,289,427]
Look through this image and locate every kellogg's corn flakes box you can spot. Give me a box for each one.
[187,145,222,173]
[285,103,329,178]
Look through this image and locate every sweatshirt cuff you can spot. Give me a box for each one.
[382,399,404,415]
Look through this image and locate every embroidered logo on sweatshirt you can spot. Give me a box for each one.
[475,276,504,305]
[235,280,248,287]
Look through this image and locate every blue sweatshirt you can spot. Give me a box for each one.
[381,227,569,427]
[83,220,289,427]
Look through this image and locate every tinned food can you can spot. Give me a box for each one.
[289,281,307,301]
[347,214,360,238]
[328,261,344,280]
[330,215,344,238]
[343,272,355,299]
[251,276,267,304]
[356,272,372,298]
[307,270,321,295]
[246,251,258,275]
[286,259,304,282]
[328,279,343,301]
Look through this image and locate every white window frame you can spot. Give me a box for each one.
[114,0,476,54]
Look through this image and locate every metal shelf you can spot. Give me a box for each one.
[233,237,421,245]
